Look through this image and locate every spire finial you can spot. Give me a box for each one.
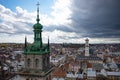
[48,36,50,50]
[36,2,40,23]
[25,36,27,50]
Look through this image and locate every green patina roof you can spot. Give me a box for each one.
[24,50,50,55]
[33,23,43,29]
[24,2,50,55]
[24,42,50,55]
[24,43,50,54]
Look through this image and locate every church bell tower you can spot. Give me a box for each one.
[22,2,52,80]
[85,38,89,56]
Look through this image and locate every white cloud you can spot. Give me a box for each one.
[51,0,72,26]
[0,0,119,43]
[15,6,36,23]
[0,0,73,43]
[0,33,33,43]
[42,29,83,43]
[0,5,33,35]
[40,0,72,27]
[0,5,16,22]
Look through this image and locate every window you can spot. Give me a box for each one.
[47,57,49,65]
[35,59,39,67]
[27,58,30,67]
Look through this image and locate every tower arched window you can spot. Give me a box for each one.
[45,58,47,67]
[47,57,49,66]
[27,58,30,67]
[35,59,39,67]
[43,58,45,68]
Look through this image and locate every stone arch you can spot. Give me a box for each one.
[46,54,50,66]
[27,58,30,67]
[35,58,39,67]
[43,57,45,69]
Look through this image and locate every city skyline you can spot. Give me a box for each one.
[0,0,120,43]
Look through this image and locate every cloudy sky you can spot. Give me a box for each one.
[0,0,120,43]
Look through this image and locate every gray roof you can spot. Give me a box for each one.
[76,55,102,61]
[93,63,103,70]
[107,72,120,76]
[87,71,96,77]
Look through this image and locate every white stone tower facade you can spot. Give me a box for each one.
[85,38,89,56]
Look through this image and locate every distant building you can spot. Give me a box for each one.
[75,39,103,79]
[85,38,89,56]
[76,39,102,65]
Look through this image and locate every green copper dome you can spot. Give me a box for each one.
[33,23,43,29]
[24,2,50,55]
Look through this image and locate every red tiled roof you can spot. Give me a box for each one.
[87,62,92,68]
[52,67,66,77]
[52,63,70,78]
